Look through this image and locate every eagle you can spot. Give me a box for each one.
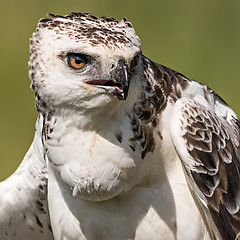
[0,12,239,240]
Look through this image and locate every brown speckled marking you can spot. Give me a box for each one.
[129,145,136,152]
[36,12,135,48]
[42,111,59,145]
[157,130,163,140]
[128,56,193,159]
[48,224,53,232]
[128,112,155,159]
[116,132,123,143]
[35,92,48,112]
[35,216,43,228]
[151,117,158,128]
[141,125,155,159]
[46,111,53,122]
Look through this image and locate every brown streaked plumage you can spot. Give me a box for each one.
[0,12,239,240]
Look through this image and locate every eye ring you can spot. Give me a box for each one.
[68,54,87,70]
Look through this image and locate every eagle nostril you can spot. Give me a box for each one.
[110,63,115,72]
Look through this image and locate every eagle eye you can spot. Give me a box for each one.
[68,53,87,70]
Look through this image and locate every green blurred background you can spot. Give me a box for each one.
[1,0,240,181]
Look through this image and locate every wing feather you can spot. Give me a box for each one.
[170,98,240,240]
[0,116,54,240]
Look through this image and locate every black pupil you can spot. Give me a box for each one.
[74,56,83,64]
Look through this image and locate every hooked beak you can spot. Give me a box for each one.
[110,58,130,100]
[85,59,130,100]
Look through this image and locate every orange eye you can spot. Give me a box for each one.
[68,54,87,69]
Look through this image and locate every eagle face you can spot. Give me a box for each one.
[29,14,142,112]
[28,13,150,202]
